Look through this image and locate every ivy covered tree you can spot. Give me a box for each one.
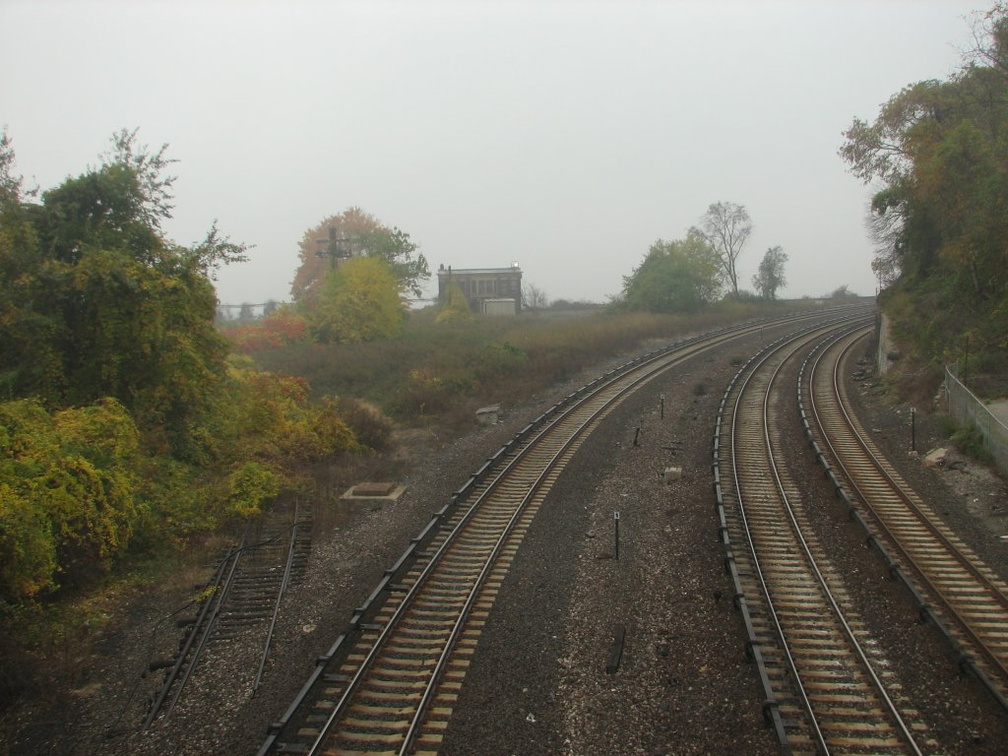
[621,230,723,313]
[0,128,248,459]
[840,5,1008,366]
[0,130,381,603]
[0,397,142,600]
[311,256,407,343]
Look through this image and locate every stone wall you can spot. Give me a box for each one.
[877,311,898,375]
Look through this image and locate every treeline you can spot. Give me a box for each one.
[0,131,378,604]
[841,5,1008,378]
[615,202,791,314]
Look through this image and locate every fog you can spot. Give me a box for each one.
[1,0,983,305]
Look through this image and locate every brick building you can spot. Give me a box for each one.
[436,263,523,314]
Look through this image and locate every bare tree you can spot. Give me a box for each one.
[522,282,549,310]
[700,201,752,296]
[964,4,1008,78]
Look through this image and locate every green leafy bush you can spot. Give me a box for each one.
[0,398,143,601]
[226,462,281,518]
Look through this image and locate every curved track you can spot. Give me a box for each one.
[715,316,928,755]
[805,328,1008,708]
[259,305,873,755]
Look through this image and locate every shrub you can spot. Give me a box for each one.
[0,398,143,600]
[226,461,281,518]
[951,421,993,464]
[0,482,57,601]
[223,307,308,353]
[329,397,394,452]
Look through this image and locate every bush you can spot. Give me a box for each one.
[0,398,143,601]
[222,307,308,353]
[226,461,281,518]
[329,398,394,452]
[951,421,993,464]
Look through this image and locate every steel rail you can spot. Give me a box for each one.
[728,324,839,754]
[258,303,876,755]
[253,500,302,694]
[307,325,753,755]
[809,328,1008,691]
[142,546,236,728]
[729,317,921,755]
[397,370,637,754]
[144,541,244,726]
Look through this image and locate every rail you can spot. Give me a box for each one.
[256,303,875,754]
[805,333,1008,710]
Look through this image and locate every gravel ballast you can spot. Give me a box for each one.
[3,320,1007,755]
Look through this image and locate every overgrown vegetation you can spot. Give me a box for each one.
[0,132,376,610]
[951,421,994,464]
[287,207,429,345]
[250,300,797,432]
[840,4,1008,396]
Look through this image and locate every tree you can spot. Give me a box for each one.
[0,397,142,600]
[700,201,751,296]
[310,256,406,342]
[0,130,248,459]
[621,230,722,313]
[840,6,1008,363]
[291,207,429,306]
[353,226,429,298]
[100,127,177,230]
[752,246,788,299]
[522,282,549,310]
[0,127,33,206]
[436,281,474,323]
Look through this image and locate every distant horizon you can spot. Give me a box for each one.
[3,1,980,306]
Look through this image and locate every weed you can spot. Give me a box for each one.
[950,421,994,464]
[937,415,958,438]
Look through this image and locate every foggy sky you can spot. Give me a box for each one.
[1,0,984,305]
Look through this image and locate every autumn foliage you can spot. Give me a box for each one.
[0,398,141,600]
[0,132,374,605]
[224,307,309,353]
[840,8,1008,369]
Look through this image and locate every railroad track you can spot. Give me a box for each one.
[802,327,1008,709]
[143,497,312,727]
[714,315,931,755]
[258,304,874,756]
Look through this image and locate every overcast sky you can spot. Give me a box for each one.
[1,0,986,305]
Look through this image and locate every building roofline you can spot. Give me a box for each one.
[437,267,522,276]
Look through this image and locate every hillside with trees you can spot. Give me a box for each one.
[841,4,1008,394]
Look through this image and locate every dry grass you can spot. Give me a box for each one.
[250,301,791,435]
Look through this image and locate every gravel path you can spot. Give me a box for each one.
[4,321,1007,755]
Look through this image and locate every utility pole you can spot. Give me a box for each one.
[316,227,355,270]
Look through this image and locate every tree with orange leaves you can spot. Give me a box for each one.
[290,207,428,308]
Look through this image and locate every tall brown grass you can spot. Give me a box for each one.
[250,302,786,433]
